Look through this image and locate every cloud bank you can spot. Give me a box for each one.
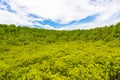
[0,0,120,30]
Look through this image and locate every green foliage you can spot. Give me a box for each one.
[0,23,120,80]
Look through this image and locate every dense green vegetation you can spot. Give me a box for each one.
[0,23,120,80]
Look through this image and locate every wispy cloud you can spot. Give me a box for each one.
[0,0,120,30]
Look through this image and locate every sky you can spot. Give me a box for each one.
[0,0,120,30]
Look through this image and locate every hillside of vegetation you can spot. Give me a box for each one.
[0,23,120,80]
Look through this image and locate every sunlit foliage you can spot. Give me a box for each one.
[0,23,120,80]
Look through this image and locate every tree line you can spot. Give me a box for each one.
[0,23,120,46]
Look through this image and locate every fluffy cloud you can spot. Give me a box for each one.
[0,0,120,30]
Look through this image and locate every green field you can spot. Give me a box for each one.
[0,23,120,80]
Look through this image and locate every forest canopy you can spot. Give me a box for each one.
[0,23,120,80]
[0,22,120,44]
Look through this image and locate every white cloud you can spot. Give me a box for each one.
[0,10,30,25]
[0,0,120,30]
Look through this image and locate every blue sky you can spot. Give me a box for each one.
[0,0,120,30]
